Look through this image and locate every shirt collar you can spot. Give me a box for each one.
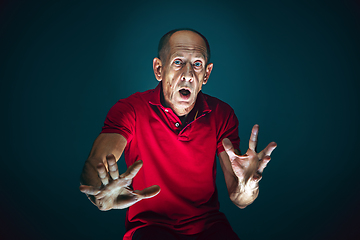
[148,82,211,114]
[148,82,162,106]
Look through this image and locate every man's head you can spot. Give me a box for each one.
[153,29,213,117]
[157,28,211,65]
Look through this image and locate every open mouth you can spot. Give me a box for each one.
[179,89,191,96]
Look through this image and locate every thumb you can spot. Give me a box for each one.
[222,138,236,159]
[135,185,161,199]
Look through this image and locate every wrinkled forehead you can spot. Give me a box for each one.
[168,31,208,60]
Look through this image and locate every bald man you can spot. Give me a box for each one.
[80,28,277,240]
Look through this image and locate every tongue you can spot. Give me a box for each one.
[179,89,190,96]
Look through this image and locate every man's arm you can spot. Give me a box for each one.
[79,133,160,210]
[218,125,277,209]
[80,133,127,189]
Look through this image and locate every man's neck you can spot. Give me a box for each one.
[160,91,194,124]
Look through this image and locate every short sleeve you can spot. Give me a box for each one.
[101,99,136,142]
[216,107,240,155]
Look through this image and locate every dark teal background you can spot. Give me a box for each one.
[1,0,359,239]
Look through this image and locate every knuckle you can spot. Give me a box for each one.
[95,193,103,199]
[263,156,271,162]
[98,205,106,211]
[97,202,108,211]
[253,172,262,182]
[109,165,118,171]
[120,179,132,187]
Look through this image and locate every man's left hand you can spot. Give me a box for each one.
[222,124,277,186]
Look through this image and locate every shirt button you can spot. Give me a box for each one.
[175,122,180,127]
[165,109,169,112]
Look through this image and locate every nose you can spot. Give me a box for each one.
[181,62,193,82]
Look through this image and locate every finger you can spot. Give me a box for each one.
[258,156,271,174]
[79,185,101,195]
[253,172,262,182]
[113,194,140,209]
[120,160,143,180]
[107,154,119,180]
[94,188,109,199]
[222,138,237,159]
[258,142,277,160]
[135,185,161,199]
[249,124,259,152]
[97,163,109,185]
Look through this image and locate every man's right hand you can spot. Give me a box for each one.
[79,154,160,211]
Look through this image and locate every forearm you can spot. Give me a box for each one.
[81,133,127,183]
[80,133,127,204]
[80,157,103,187]
[80,157,104,205]
[228,177,259,209]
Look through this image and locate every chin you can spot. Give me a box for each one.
[176,100,195,110]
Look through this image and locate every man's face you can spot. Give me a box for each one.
[153,30,213,117]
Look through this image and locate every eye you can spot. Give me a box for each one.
[194,61,202,67]
[174,60,182,65]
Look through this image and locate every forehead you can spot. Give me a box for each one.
[168,31,207,59]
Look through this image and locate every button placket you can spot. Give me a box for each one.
[178,111,210,136]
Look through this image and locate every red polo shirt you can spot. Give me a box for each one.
[101,83,240,240]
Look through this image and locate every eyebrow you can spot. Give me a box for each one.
[171,53,206,60]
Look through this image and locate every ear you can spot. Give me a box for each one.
[203,63,213,85]
[153,58,163,81]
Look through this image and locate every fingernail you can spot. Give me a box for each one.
[223,138,230,144]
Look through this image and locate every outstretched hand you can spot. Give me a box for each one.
[79,154,160,211]
[222,124,277,185]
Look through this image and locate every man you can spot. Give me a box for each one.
[79,29,277,240]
